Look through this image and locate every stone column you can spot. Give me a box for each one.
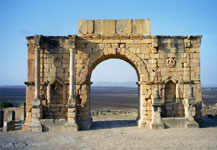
[69,47,75,100]
[65,46,78,131]
[176,82,180,103]
[184,87,199,128]
[150,88,164,129]
[29,36,42,132]
[35,46,40,99]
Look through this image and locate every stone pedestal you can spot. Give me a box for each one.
[151,107,164,129]
[65,98,78,131]
[138,119,147,128]
[29,98,42,132]
[29,117,42,132]
[150,88,164,129]
[185,121,199,128]
[184,87,199,128]
[184,104,199,128]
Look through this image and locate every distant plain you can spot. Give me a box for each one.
[0,85,216,108]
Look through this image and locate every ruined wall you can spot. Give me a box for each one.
[24,19,202,131]
[3,106,25,121]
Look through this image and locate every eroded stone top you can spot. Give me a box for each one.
[78,19,150,35]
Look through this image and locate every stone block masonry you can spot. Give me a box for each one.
[78,19,150,35]
[23,19,202,132]
[3,106,25,121]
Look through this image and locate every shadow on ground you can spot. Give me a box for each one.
[91,117,217,130]
[91,120,137,130]
[2,118,216,132]
[199,117,217,128]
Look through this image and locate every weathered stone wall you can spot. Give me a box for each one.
[78,19,150,35]
[73,33,202,129]
[23,19,202,131]
[3,106,25,121]
[23,36,73,131]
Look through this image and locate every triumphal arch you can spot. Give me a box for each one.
[22,19,202,132]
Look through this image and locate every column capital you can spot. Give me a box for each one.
[69,46,76,52]
[75,81,93,86]
[33,35,42,49]
[34,46,41,51]
[137,81,154,85]
[137,81,146,85]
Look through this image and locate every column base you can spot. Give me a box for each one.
[64,120,78,131]
[29,118,42,132]
[32,98,41,106]
[66,102,78,131]
[138,119,150,128]
[22,123,30,131]
[150,122,165,129]
[185,120,199,128]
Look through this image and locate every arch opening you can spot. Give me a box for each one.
[90,58,139,129]
[87,54,141,82]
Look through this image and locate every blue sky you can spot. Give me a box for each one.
[0,0,217,87]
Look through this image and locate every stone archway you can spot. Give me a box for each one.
[75,48,149,129]
[23,19,202,132]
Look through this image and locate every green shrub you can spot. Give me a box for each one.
[0,101,13,108]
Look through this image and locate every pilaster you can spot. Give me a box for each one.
[65,37,78,131]
[29,35,42,132]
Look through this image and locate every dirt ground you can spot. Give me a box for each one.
[0,126,217,150]
[0,116,217,150]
